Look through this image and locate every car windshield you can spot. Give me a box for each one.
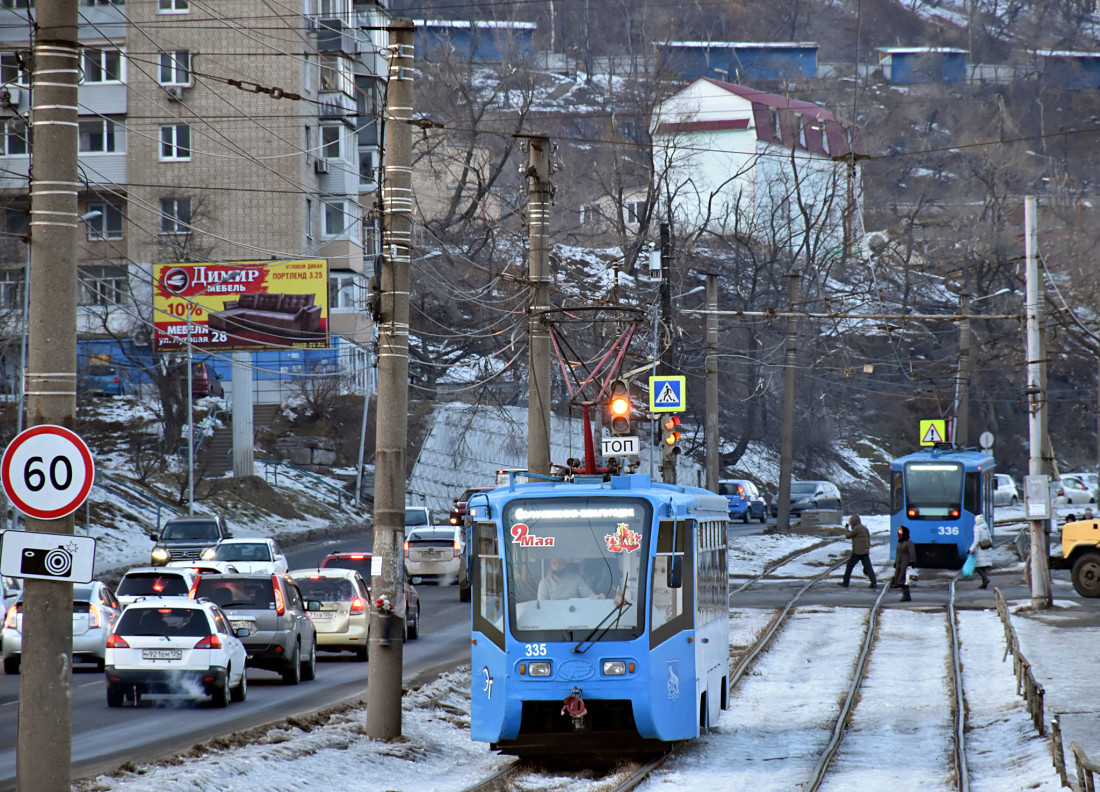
[404,509,428,526]
[117,607,210,637]
[213,543,271,562]
[194,578,276,609]
[791,483,819,495]
[322,556,372,583]
[503,496,648,639]
[161,519,220,541]
[904,462,963,516]
[294,576,355,602]
[117,573,189,597]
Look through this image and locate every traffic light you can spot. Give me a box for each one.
[607,379,632,436]
[662,415,682,460]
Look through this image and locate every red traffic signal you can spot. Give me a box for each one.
[661,415,682,458]
[607,379,632,436]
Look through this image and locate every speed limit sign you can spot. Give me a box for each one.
[1,425,95,520]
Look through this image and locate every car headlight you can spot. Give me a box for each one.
[201,547,216,561]
[602,660,627,675]
[527,661,551,677]
[151,547,170,564]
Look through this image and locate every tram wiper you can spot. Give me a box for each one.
[572,573,631,654]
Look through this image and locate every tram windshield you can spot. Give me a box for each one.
[502,496,650,640]
[904,462,964,518]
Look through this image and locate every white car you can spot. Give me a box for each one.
[1057,474,1096,507]
[200,538,288,574]
[290,568,370,661]
[993,474,1020,507]
[404,526,463,584]
[105,597,249,707]
[1066,472,1098,500]
[115,566,199,608]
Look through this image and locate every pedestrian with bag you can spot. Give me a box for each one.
[894,525,917,602]
[838,514,877,589]
[967,514,993,589]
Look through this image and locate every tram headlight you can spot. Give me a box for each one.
[602,660,627,676]
[527,661,552,677]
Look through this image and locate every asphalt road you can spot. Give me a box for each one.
[0,534,473,792]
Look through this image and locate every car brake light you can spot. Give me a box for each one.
[153,579,165,593]
[106,633,129,649]
[403,540,409,558]
[188,579,200,599]
[194,634,222,649]
[88,604,101,629]
[111,376,120,383]
[350,596,364,614]
[950,509,961,518]
[272,575,285,615]
[454,540,461,557]
[4,605,17,629]
[737,485,744,497]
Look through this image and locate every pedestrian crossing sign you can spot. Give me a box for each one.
[649,375,686,413]
[919,419,947,447]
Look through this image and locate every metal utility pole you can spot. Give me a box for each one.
[1024,196,1051,609]
[366,18,413,740]
[776,272,801,531]
[19,0,80,788]
[705,273,718,491]
[954,292,971,447]
[525,135,551,477]
[659,222,675,484]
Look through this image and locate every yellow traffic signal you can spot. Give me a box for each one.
[608,379,632,436]
[662,415,681,459]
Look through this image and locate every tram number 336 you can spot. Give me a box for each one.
[524,643,548,656]
[935,525,960,535]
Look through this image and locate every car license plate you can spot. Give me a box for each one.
[231,621,251,631]
[312,611,335,620]
[141,649,182,660]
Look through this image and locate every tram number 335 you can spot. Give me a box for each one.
[524,643,548,656]
[935,525,960,536]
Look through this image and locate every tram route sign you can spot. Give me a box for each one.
[602,436,640,457]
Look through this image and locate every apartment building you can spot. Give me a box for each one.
[0,0,388,391]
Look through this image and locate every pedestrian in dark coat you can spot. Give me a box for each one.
[839,514,877,588]
[893,524,916,602]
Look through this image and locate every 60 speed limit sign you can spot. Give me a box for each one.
[2,425,95,520]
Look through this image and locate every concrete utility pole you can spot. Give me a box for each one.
[367,18,413,740]
[1024,196,1052,610]
[776,272,800,532]
[660,221,675,485]
[954,292,972,448]
[231,350,254,477]
[705,273,718,492]
[525,135,551,477]
[19,0,80,788]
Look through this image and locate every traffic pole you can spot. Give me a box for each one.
[525,134,552,477]
[19,0,81,788]
[1024,196,1051,609]
[366,18,414,740]
[705,273,718,492]
[776,272,800,531]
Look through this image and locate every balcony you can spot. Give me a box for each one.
[317,91,355,121]
[317,18,355,54]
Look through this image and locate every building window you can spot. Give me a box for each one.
[797,115,807,147]
[78,265,128,306]
[4,202,27,236]
[159,124,190,160]
[0,267,25,310]
[1,120,27,155]
[159,197,191,234]
[0,53,28,86]
[85,201,123,240]
[158,0,188,12]
[0,0,33,9]
[305,198,313,239]
[319,53,352,94]
[625,199,646,225]
[328,271,357,309]
[79,118,118,152]
[362,214,379,257]
[81,48,123,83]
[359,151,375,184]
[84,0,124,6]
[322,200,345,237]
[158,50,190,85]
[321,125,341,159]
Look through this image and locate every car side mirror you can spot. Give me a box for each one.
[667,556,682,589]
[224,531,234,539]
[235,627,252,638]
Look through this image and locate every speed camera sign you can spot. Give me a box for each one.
[1,425,95,520]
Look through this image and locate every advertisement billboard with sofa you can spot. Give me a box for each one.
[152,260,330,352]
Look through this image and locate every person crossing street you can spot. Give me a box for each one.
[838,514,877,589]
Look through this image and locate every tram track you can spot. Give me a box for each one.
[455,754,671,792]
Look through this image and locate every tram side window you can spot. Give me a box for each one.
[473,522,505,649]
[890,471,903,513]
[651,518,693,647]
[696,520,726,626]
[964,472,981,515]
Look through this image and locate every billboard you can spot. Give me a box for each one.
[152,260,329,353]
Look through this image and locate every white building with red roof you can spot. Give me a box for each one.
[652,78,866,255]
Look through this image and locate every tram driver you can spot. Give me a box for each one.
[537,557,606,601]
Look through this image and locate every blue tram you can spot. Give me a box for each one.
[466,472,730,755]
[888,446,995,568]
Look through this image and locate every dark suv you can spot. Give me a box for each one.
[151,515,232,566]
[192,573,320,684]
